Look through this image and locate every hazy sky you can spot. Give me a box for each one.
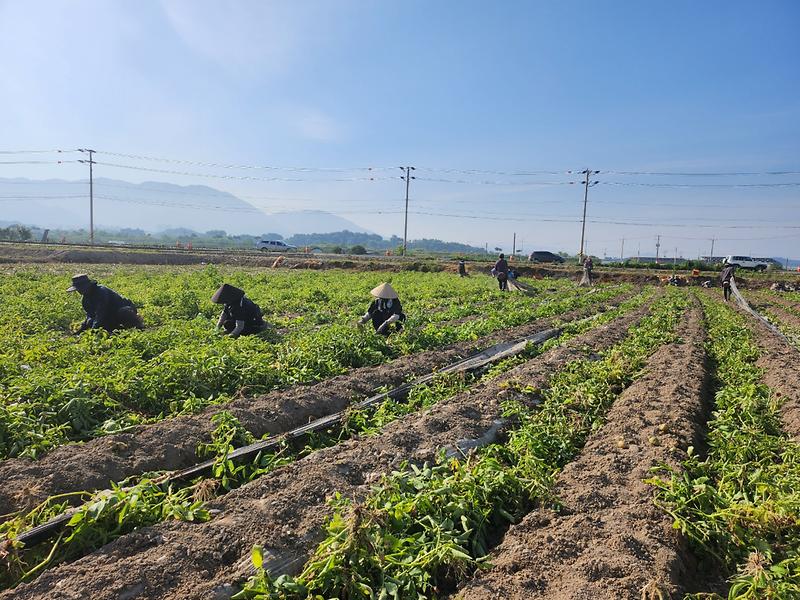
[1,0,799,257]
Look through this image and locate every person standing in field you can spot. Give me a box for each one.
[458,260,467,277]
[720,263,735,302]
[358,282,406,335]
[211,283,266,337]
[68,274,144,333]
[494,253,509,291]
[581,255,594,286]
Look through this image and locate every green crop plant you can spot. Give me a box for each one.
[234,289,687,599]
[0,283,652,591]
[648,293,800,599]
[0,266,630,460]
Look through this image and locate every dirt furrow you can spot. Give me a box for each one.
[0,292,636,516]
[2,301,653,600]
[457,300,710,600]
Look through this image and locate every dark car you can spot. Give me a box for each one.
[528,251,565,264]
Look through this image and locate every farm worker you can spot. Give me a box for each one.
[494,253,509,291]
[458,260,467,277]
[67,274,144,333]
[720,263,735,302]
[581,255,594,286]
[211,283,266,337]
[358,282,406,336]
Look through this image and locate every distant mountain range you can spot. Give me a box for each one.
[0,177,369,236]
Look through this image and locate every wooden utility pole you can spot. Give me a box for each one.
[512,232,516,256]
[620,238,625,264]
[655,234,661,264]
[709,238,715,261]
[78,149,96,245]
[578,169,599,258]
[400,166,415,256]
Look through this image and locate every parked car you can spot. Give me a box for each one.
[722,255,770,271]
[528,251,565,264]
[256,240,297,252]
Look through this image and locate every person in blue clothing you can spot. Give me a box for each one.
[67,274,144,333]
[211,283,266,337]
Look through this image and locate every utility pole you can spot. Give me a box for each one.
[709,238,715,262]
[77,148,96,244]
[620,238,625,264]
[655,234,661,264]
[400,166,415,256]
[512,232,516,256]
[578,169,600,258]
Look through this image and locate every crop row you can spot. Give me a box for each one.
[234,289,686,599]
[0,287,651,591]
[649,293,800,598]
[0,267,628,460]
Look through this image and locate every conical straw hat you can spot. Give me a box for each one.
[370,282,398,299]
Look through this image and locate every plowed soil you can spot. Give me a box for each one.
[2,301,653,600]
[0,294,635,516]
[458,300,714,600]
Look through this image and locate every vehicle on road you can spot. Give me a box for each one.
[256,240,297,252]
[722,255,770,271]
[528,251,565,264]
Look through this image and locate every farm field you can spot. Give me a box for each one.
[0,265,799,599]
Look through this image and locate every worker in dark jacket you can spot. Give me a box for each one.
[358,282,406,336]
[68,274,144,333]
[458,260,467,277]
[211,283,266,337]
[494,253,509,291]
[720,263,735,302]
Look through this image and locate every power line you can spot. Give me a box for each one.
[602,181,800,188]
[0,149,79,155]
[601,169,800,176]
[94,160,399,183]
[0,160,78,165]
[96,150,396,172]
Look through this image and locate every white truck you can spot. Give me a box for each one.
[723,255,770,271]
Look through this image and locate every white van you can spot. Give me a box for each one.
[723,255,770,271]
[256,240,297,252]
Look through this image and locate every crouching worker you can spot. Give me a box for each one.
[358,282,406,336]
[211,283,266,337]
[68,274,144,333]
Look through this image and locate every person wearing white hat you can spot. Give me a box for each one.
[67,274,143,333]
[358,282,406,336]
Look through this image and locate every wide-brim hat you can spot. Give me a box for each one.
[211,283,245,304]
[67,273,93,292]
[370,282,398,299]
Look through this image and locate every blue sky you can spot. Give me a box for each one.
[1,0,798,257]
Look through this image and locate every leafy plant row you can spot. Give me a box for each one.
[0,288,651,590]
[649,293,800,599]
[0,267,629,460]
[234,289,687,599]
